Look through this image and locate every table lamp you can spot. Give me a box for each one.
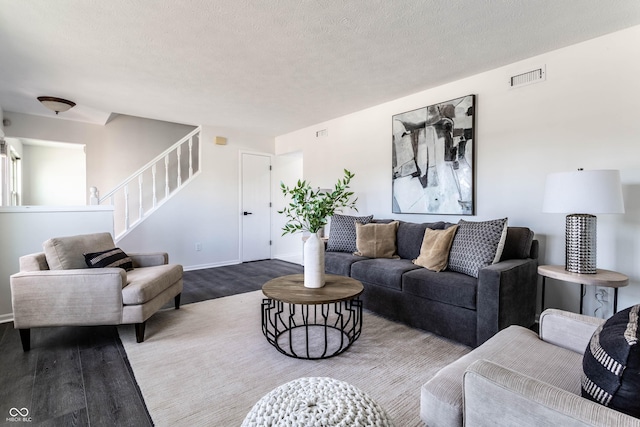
[542,169,624,274]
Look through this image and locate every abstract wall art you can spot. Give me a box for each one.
[392,94,475,215]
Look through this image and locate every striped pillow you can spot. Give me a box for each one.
[84,248,134,271]
[582,304,640,417]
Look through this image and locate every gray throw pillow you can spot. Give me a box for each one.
[327,214,374,253]
[447,218,508,278]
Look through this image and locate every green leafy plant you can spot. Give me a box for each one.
[279,169,358,235]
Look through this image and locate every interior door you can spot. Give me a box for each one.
[241,153,271,262]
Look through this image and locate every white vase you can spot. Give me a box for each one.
[304,232,326,288]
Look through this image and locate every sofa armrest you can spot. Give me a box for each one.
[19,252,49,271]
[129,252,168,267]
[476,258,538,346]
[10,269,126,328]
[463,359,640,427]
[539,309,604,354]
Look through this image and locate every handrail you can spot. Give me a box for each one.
[93,126,201,240]
[99,126,201,202]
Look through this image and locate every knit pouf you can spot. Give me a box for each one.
[241,377,394,427]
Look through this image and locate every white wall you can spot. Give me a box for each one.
[275,25,640,315]
[118,126,275,269]
[272,151,304,264]
[21,143,86,205]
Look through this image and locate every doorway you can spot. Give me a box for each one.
[241,152,272,262]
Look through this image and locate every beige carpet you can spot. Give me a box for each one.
[119,291,470,426]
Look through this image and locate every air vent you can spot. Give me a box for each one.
[509,65,546,89]
[316,129,328,138]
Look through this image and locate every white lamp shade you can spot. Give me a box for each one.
[542,169,625,214]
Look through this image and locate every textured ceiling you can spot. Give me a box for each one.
[1,0,639,136]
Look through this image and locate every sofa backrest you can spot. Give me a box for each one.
[396,221,446,260]
[43,232,116,270]
[393,221,536,261]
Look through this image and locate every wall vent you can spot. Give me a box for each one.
[509,65,546,89]
[316,129,328,138]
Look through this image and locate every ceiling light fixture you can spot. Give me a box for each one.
[37,96,76,114]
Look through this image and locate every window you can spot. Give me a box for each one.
[0,139,21,206]
[9,150,21,206]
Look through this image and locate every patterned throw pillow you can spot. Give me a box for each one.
[326,214,374,253]
[582,305,640,417]
[447,218,508,278]
[84,247,134,271]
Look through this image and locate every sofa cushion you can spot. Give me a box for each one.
[403,268,477,310]
[500,227,534,261]
[326,214,374,253]
[354,221,399,258]
[350,258,420,291]
[582,304,640,417]
[448,218,508,278]
[43,232,116,270]
[413,225,459,272]
[122,264,183,305]
[396,221,446,260]
[325,252,369,276]
[84,248,134,271]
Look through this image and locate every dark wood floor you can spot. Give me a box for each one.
[0,259,302,426]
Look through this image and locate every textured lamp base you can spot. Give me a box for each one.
[565,214,597,274]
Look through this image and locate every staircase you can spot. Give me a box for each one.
[91,127,201,241]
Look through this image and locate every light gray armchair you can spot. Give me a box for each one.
[421,309,640,426]
[10,232,183,351]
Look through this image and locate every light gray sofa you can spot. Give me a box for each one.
[10,232,183,350]
[421,309,640,426]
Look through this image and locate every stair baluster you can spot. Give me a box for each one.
[92,127,201,241]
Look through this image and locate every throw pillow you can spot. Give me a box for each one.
[354,221,400,258]
[413,225,459,272]
[582,305,640,417]
[326,214,374,253]
[447,218,508,278]
[84,247,134,271]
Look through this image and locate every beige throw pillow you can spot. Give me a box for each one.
[413,225,459,272]
[354,221,399,258]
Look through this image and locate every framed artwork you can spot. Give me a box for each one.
[392,94,475,215]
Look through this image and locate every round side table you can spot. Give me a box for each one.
[538,265,629,314]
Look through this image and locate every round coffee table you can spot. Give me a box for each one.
[261,274,364,359]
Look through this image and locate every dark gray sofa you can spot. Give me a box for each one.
[325,220,538,347]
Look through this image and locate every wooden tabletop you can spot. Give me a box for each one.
[538,265,629,288]
[262,274,364,304]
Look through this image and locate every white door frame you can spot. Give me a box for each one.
[238,150,273,262]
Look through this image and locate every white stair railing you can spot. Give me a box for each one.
[91,127,201,241]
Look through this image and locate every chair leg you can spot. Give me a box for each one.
[19,329,30,352]
[135,322,146,343]
[174,293,181,309]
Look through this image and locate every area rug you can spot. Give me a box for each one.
[119,291,470,426]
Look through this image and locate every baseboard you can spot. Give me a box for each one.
[0,313,14,324]
[183,260,241,272]
[273,253,302,265]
